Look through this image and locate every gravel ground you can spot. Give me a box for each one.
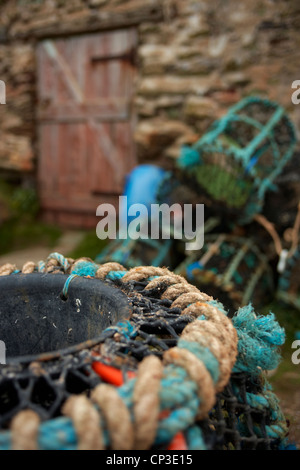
[275,385,300,449]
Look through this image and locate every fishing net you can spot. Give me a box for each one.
[0,253,290,450]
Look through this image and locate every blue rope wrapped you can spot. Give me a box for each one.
[232,304,285,375]
[47,252,71,271]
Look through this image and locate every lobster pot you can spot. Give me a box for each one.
[176,97,296,225]
[95,235,174,269]
[175,234,274,313]
[0,255,290,450]
[277,247,300,311]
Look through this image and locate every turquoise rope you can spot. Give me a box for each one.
[37,260,46,272]
[105,270,127,280]
[61,274,79,299]
[185,425,206,450]
[71,260,99,277]
[232,304,285,375]
[232,381,287,441]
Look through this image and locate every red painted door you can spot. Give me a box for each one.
[37,29,137,227]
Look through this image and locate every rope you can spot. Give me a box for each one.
[61,273,79,299]
[180,320,234,393]
[96,262,127,280]
[122,266,171,282]
[11,410,40,450]
[22,261,35,274]
[91,384,134,450]
[133,356,163,450]
[62,395,104,450]
[286,201,300,256]
[163,347,215,419]
[254,202,300,272]
[0,264,16,276]
[254,214,283,257]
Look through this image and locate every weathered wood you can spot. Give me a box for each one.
[37,28,137,228]
[38,103,129,122]
[41,194,120,212]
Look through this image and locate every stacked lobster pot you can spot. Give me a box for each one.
[0,97,298,450]
[169,97,297,311]
[175,234,274,314]
[97,97,298,313]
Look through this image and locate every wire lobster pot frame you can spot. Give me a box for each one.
[95,234,175,269]
[175,234,274,313]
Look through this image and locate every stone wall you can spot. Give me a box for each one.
[135,0,300,165]
[0,41,35,171]
[0,0,299,173]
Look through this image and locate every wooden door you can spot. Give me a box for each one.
[37,29,137,227]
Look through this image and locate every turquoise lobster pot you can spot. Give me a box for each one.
[175,234,274,313]
[177,97,296,225]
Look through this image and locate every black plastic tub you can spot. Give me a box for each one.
[0,273,131,364]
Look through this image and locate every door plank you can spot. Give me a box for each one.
[43,40,84,104]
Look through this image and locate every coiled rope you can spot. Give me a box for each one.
[0,253,286,450]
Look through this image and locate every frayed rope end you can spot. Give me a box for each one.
[232,304,285,376]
